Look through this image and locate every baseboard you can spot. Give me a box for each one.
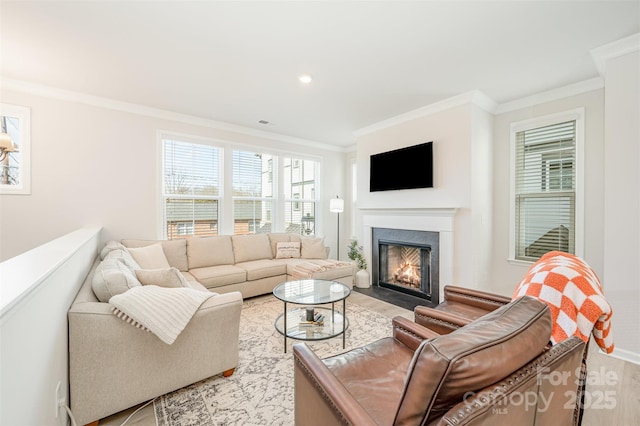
[603,347,640,366]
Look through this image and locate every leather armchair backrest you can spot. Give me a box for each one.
[437,336,585,426]
[394,296,552,425]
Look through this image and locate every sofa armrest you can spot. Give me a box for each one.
[414,306,472,334]
[293,343,378,426]
[392,316,440,351]
[68,291,243,425]
[444,285,511,311]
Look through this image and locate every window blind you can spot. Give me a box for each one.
[283,157,318,235]
[232,150,274,235]
[515,120,576,261]
[163,139,221,239]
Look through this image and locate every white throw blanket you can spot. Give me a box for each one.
[109,285,216,344]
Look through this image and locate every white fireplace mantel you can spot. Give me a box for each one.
[360,208,458,302]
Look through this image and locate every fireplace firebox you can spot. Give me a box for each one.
[372,228,439,303]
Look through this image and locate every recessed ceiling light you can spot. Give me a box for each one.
[298,74,312,84]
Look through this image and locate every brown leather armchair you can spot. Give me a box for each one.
[414,285,511,334]
[293,296,585,426]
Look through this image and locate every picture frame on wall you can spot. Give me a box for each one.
[0,103,31,195]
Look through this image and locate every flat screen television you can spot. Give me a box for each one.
[369,141,433,192]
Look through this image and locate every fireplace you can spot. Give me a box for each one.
[372,228,439,304]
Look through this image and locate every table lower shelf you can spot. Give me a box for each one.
[274,306,349,341]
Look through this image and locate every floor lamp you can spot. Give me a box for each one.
[329,197,344,260]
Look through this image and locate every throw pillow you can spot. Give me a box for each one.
[122,239,188,272]
[127,243,171,269]
[92,259,142,302]
[135,267,190,288]
[301,236,328,259]
[268,233,291,257]
[275,242,301,259]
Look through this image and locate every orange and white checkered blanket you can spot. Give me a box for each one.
[513,251,614,353]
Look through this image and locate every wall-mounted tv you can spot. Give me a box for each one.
[369,141,433,192]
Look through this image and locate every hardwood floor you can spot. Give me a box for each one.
[99,292,639,425]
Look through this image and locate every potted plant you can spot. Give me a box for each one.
[348,240,370,288]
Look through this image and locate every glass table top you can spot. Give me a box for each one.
[273,279,350,305]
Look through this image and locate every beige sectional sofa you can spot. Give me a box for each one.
[122,232,355,297]
[68,233,353,424]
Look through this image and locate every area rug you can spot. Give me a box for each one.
[154,295,394,425]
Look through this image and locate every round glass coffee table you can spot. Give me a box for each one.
[273,279,350,353]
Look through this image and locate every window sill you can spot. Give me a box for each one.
[507,258,534,267]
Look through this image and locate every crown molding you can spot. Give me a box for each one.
[0,78,349,153]
[494,77,604,114]
[591,33,640,76]
[353,90,498,138]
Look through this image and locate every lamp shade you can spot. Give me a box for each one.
[329,198,344,213]
[0,133,15,152]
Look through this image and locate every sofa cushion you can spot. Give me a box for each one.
[235,259,287,281]
[185,280,211,293]
[175,270,209,292]
[186,236,235,269]
[92,259,142,302]
[281,259,354,281]
[275,242,301,259]
[121,239,188,272]
[104,248,141,271]
[395,296,552,424]
[127,244,171,269]
[189,264,247,289]
[301,236,328,259]
[323,337,414,426]
[232,234,273,263]
[134,267,190,288]
[289,234,302,243]
[268,233,291,257]
[100,240,127,260]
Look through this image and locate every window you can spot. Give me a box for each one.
[510,110,583,262]
[160,135,322,239]
[283,157,318,235]
[162,139,221,239]
[232,150,274,235]
[176,222,194,236]
[0,104,30,194]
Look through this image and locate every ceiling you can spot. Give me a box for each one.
[1,1,639,147]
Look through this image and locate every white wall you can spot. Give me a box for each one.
[0,227,100,425]
[602,50,640,360]
[470,105,494,287]
[355,101,493,286]
[489,89,605,296]
[0,88,346,262]
[357,104,473,211]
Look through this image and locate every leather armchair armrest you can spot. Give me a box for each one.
[414,306,472,335]
[392,316,440,351]
[293,343,378,426]
[444,285,511,310]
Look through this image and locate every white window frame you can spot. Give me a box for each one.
[282,155,320,236]
[158,132,224,240]
[0,104,31,195]
[157,131,324,239]
[508,108,585,263]
[176,222,194,236]
[231,149,276,235]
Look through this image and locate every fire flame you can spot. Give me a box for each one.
[394,262,420,287]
